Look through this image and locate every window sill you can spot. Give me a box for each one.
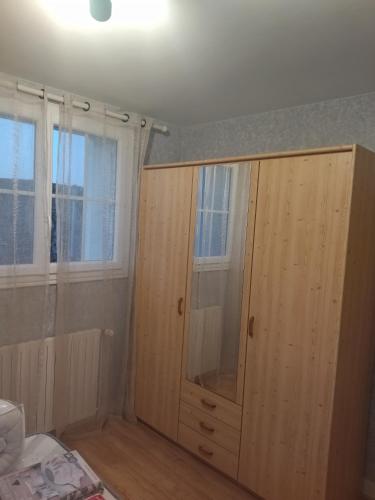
[0,267,127,289]
[193,260,231,272]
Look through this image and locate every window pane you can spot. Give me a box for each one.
[51,198,83,263]
[198,166,232,213]
[195,210,205,258]
[85,135,117,200]
[199,167,214,211]
[195,165,232,260]
[194,210,229,259]
[50,197,57,263]
[213,166,231,211]
[83,201,115,261]
[52,127,85,196]
[68,199,83,261]
[51,197,116,263]
[195,211,212,258]
[51,128,117,264]
[211,212,229,256]
[0,115,35,192]
[52,128,117,200]
[0,193,34,265]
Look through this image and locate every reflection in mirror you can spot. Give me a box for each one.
[187,163,251,401]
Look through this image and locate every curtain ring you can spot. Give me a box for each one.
[141,119,146,128]
[38,89,45,100]
[83,101,91,112]
[122,113,130,123]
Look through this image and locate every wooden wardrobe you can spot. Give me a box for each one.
[135,145,375,500]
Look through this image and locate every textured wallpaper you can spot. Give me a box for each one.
[147,91,375,164]
[180,92,375,161]
[145,121,181,165]
[146,91,375,485]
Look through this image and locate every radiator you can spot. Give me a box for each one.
[64,329,101,426]
[0,329,102,433]
[187,305,223,380]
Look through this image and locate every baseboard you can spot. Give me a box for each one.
[363,479,375,499]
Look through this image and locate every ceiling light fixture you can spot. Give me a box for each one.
[39,0,168,30]
[90,0,112,22]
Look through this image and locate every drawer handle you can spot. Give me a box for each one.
[198,445,213,458]
[200,398,216,410]
[199,421,215,433]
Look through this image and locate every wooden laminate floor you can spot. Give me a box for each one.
[62,418,256,500]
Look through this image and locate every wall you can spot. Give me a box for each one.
[147,92,375,164]
[145,121,181,165]
[180,92,375,161]
[0,279,127,345]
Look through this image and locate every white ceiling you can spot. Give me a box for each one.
[0,0,375,125]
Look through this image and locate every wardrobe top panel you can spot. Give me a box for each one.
[145,144,356,170]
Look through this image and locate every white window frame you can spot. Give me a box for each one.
[0,100,134,288]
[48,104,134,283]
[0,97,49,287]
[193,164,238,272]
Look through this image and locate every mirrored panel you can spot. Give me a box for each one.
[186,162,251,401]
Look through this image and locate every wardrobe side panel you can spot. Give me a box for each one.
[326,147,375,500]
[239,152,354,499]
[135,167,193,440]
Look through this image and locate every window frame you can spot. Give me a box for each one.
[193,164,238,272]
[0,97,49,286]
[0,100,134,288]
[48,104,134,282]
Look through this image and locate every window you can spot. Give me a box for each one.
[0,115,36,266]
[51,127,117,265]
[0,101,133,286]
[194,165,235,270]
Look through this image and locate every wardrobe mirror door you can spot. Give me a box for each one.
[186,162,251,402]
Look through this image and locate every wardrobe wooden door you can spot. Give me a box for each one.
[135,167,194,440]
[239,153,353,499]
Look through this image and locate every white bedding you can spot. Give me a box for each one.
[0,400,25,475]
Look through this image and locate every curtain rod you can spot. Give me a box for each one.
[0,78,168,133]
[17,84,168,133]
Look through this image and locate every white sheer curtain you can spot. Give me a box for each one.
[0,84,50,433]
[52,95,153,434]
[0,76,154,435]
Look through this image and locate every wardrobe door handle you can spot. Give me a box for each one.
[178,297,184,316]
[200,398,216,410]
[199,421,215,434]
[198,445,213,458]
[248,315,255,338]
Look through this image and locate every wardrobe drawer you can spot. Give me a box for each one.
[179,401,240,454]
[178,423,238,479]
[180,381,242,430]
